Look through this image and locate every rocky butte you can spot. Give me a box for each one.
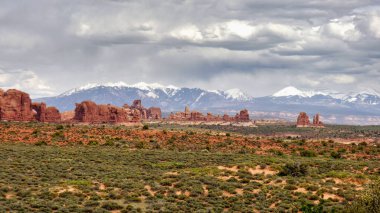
[0,89,61,122]
[296,112,324,128]
[73,99,162,123]
[169,106,250,122]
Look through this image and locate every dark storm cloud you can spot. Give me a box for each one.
[0,0,379,97]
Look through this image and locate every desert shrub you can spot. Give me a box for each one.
[300,150,317,157]
[142,124,149,130]
[101,201,123,210]
[135,141,144,149]
[88,141,98,145]
[35,141,47,146]
[269,149,284,156]
[284,184,297,190]
[279,162,308,177]
[102,140,115,146]
[52,131,65,142]
[330,151,342,159]
[306,185,319,191]
[346,180,380,213]
[56,125,64,130]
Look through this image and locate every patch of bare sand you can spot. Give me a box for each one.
[295,187,308,193]
[184,190,191,197]
[248,165,277,176]
[5,193,14,199]
[50,185,80,194]
[268,179,285,186]
[270,201,281,209]
[252,189,261,194]
[99,183,106,190]
[323,193,344,201]
[235,188,243,195]
[165,171,179,176]
[222,191,234,197]
[217,175,240,181]
[217,166,239,172]
[203,185,209,196]
[144,185,156,196]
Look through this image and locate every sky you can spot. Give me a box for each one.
[0,0,379,98]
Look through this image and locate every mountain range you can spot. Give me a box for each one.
[35,83,380,125]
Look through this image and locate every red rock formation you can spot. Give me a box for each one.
[169,106,250,122]
[74,101,128,123]
[61,111,75,122]
[74,101,98,122]
[237,109,250,122]
[129,100,150,120]
[32,102,47,122]
[132,100,142,109]
[190,111,205,121]
[297,112,324,128]
[223,114,233,122]
[0,89,34,121]
[73,100,161,123]
[148,107,162,119]
[45,107,61,123]
[32,102,60,122]
[185,106,191,119]
[131,109,141,122]
[296,112,310,127]
[312,113,324,127]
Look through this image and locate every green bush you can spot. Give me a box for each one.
[279,162,309,177]
[35,141,47,146]
[300,150,317,157]
[101,201,123,210]
[142,124,149,130]
[346,180,380,213]
[330,151,342,159]
[56,125,64,130]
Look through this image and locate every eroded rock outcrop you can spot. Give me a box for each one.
[45,107,61,122]
[169,106,250,122]
[313,113,324,127]
[148,107,162,119]
[74,99,162,123]
[236,109,250,122]
[0,89,34,121]
[296,112,310,127]
[297,112,324,128]
[74,101,128,123]
[0,89,61,122]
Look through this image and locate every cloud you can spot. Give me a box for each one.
[324,74,356,84]
[0,68,54,98]
[0,0,378,97]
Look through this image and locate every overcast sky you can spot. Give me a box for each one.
[0,0,379,98]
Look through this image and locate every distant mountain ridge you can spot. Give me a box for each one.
[273,86,380,105]
[36,82,253,112]
[35,83,380,125]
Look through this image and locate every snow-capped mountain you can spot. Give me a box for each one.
[271,86,380,105]
[273,86,329,98]
[36,82,252,112]
[34,83,380,124]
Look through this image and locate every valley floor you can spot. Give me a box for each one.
[0,122,379,212]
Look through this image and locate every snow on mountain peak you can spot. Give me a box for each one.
[132,82,166,90]
[272,86,327,98]
[224,88,250,100]
[273,86,304,97]
[59,82,253,101]
[59,81,180,97]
